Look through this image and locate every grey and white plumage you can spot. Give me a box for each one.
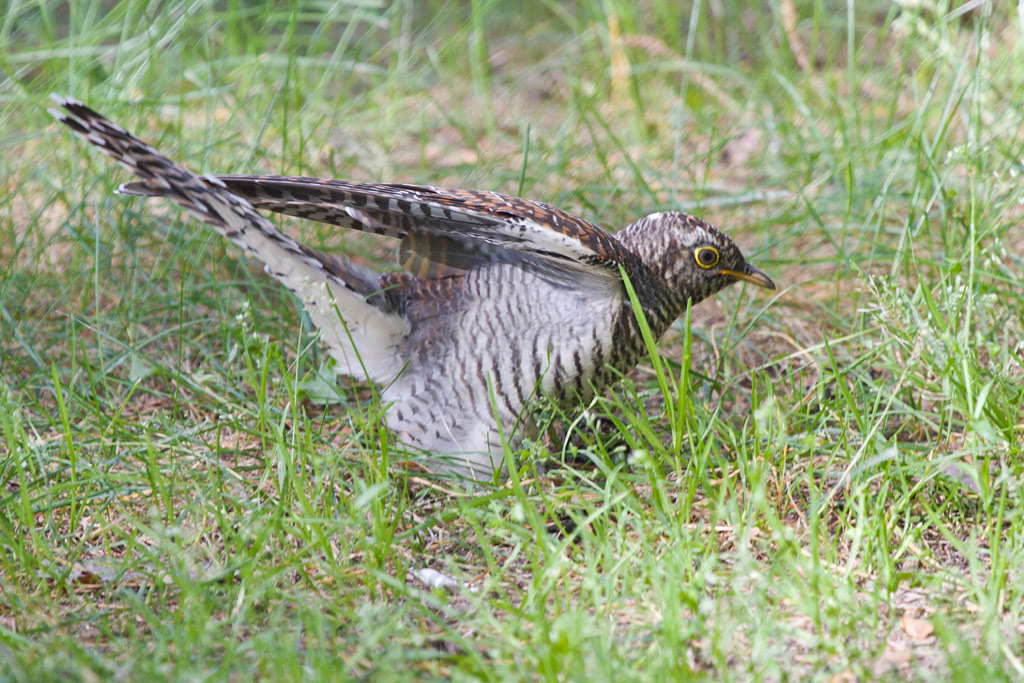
[49,95,775,479]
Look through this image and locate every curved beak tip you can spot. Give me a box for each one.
[722,264,776,291]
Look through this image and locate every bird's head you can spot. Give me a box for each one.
[617,211,775,311]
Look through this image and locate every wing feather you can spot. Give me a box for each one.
[121,175,639,280]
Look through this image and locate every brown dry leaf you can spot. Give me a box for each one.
[901,614,934,640]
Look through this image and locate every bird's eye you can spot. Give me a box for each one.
[694,246,719,268]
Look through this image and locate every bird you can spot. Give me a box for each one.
[48,94,775,480]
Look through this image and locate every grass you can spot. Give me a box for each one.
[1,0,1023,679]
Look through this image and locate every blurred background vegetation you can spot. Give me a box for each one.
[1,1,1022,679]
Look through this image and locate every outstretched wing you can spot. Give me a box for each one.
[120,175,642,282]
[48,95,410,383]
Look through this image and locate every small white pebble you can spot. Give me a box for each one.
[412,567,460,591]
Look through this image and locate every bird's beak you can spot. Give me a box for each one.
[720,263,776,290]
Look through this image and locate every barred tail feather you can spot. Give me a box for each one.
[48,94,408,383]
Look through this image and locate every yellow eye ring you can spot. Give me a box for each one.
[694,246,719,269]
